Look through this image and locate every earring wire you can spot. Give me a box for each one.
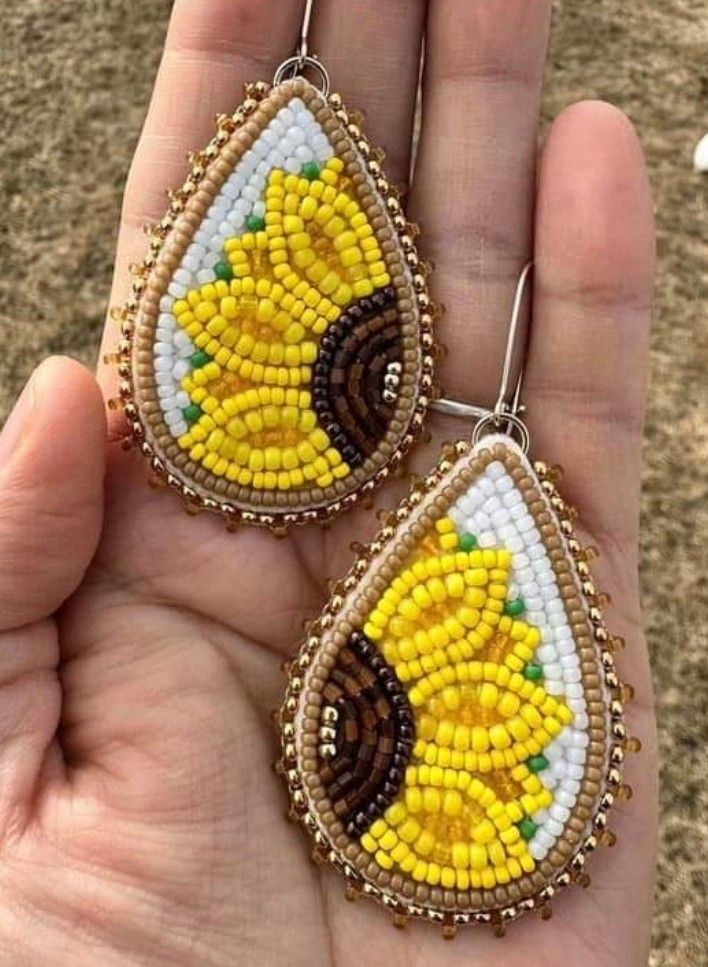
[431,261,534,451]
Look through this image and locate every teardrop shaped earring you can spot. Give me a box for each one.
[278,263,639,935]
[111,0,435,532]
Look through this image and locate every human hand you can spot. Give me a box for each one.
[0,2,656,964]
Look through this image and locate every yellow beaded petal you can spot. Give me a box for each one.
[171,161,393,491]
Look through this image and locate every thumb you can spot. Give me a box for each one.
[0,357,106,631]
[0,356,106,826]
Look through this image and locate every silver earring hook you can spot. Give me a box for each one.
[273,0,331,97]
[431,261,534,452]
[493,260,533,420]
[297,0,315,66]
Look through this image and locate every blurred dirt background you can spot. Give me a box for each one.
[0,1,706,962]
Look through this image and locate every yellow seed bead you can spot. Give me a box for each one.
[453,869,469,892]
[458,607,480,629]
[444,573,465,598]
[287,468,303,487]
[398,818,421,843]
[557,704,574,725]
[464,588,487,609]
[439,532,459,551]
[304,430,326,455]
[374,849,394,870]
[506,857,521,880]
[520,705,543,728]
[391,842,410,865]
[410,585,431,610]
[443,789,462,818]
[441,685,460,711]
[489,724,512,750]
[472,819,496,845]
[206,429,225,453]
[481,868,496,889]
[195,300,217,323]
[487,840,506,879]
[465,568,488,587]
[299,195,318,220]
[453,724,471,751]
[367,819,386,839]
[282,214,304,234]
[479,683,499,708]
[500,825,521,845]
[448,841,468,870]
[361,833,377,854]
[469,844,488,872]
[333,229,357,251]
[435,719,455,748]
[426,577,446,603]
[379,829,398,851]
[440,866,456,890]
[415,830,435,857]
[405,787,423,813]
[470,725,489,753]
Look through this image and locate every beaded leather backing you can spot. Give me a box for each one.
[115,79,433,529]
[279,436,633,934]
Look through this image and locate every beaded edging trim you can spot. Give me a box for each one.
[113,79,434,530]
[279,436,635,935]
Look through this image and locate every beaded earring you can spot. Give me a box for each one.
[111,0,434,531]
[278,264,638,935]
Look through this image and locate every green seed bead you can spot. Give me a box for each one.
[183,404,203,424]
[191,350,210,369]
[246,214,266,232]
[459,533,477,552]
[528,754,550,773]
[504,598,525,616]
[518,818,538,841]
[301,161,320,181]
[214,260,233,281]
[523,662,543,682]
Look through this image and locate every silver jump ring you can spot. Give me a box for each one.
[273,55,330,98]
[471,412,530,454]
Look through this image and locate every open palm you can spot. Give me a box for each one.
[0,2,657,964]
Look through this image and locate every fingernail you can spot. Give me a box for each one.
[0,370,38,465]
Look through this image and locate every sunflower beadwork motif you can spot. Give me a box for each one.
[348,525,574,891]
[281,437,628,932]
[171,160,396,491]
[121,78,432,528]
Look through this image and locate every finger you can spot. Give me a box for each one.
[413,0,551,403]
[101,0,305,382]
[0,357,105,823]
[526,101,654,567]
[309,0,427,185]
[526,104,656,920]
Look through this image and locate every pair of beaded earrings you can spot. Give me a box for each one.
[114,4,636,937]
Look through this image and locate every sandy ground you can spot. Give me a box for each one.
[0,1,706,962]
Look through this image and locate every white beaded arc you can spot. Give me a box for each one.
[444,444,592,865]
